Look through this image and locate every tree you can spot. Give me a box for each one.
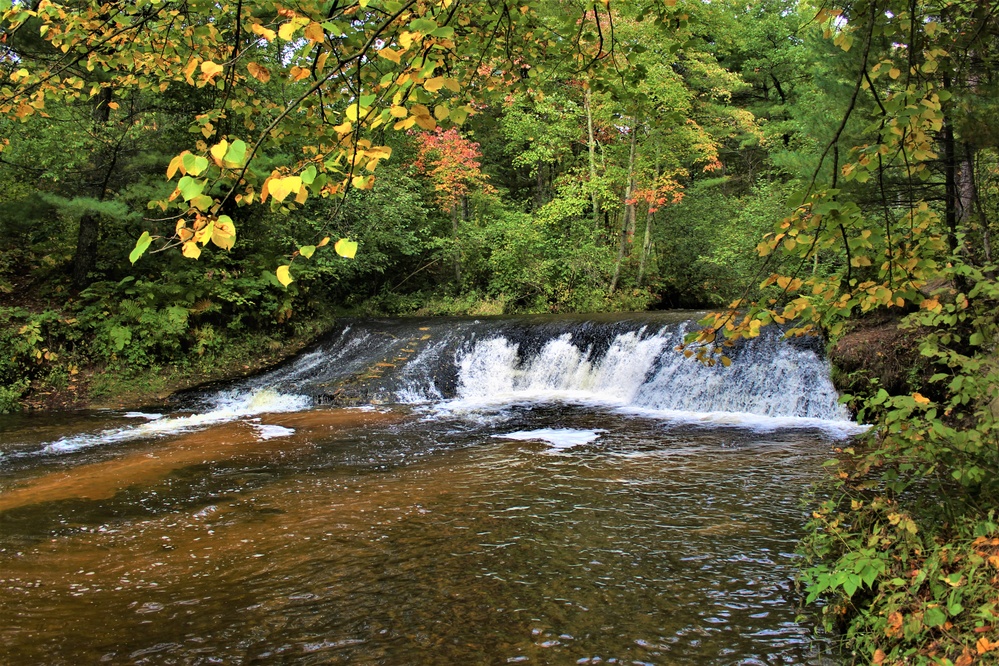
[683,0,999,658]
[0,0,622,284]
[412,126,492,283]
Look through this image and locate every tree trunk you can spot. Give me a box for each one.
[609,118,639,295]
[71,87,114,291]
[637,210,654,287]
[585,88,600,230]
[451,207,461,286]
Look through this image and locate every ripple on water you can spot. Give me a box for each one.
[0,405,839,665]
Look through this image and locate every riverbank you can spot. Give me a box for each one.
[3,315,334,414]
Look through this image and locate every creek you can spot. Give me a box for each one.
[0,313,862,664]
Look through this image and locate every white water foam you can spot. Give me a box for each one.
[33,389,310,457]
[250,423,296,440]
[493,428,607,450]
[123,412,164,421]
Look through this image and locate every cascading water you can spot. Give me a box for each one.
[217,312,854,430]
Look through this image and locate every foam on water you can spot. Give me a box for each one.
[30,389,309,457]
[493,428,607,450]
[250,423,297,440]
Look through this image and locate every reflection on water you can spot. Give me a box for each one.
[0,404,839,665]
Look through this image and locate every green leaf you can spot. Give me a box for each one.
[190,194,214,211]
[183,153,209,176]
[109,325,132,351]
[924,606,947,627]
[301,164,317,185]
[177,176,205,201]
[129,231,152,264]
[299,245,316,259]
[410,18,437,33]
[223,139,247,167]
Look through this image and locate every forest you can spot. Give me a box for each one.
[2,0,999,662]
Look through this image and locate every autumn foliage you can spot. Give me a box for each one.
[412,127,493,214]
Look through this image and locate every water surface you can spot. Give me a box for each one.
[0,315,854,664]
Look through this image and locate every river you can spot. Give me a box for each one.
[0,313,861,664]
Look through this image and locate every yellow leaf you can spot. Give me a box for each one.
[200,60,224,80]
[379,47,404,64]
[334,238,358,258]
[251,23,276,41]
[210,140,228,164]
[193,216,214,244]
[351,174,374,190]
[414,114,436,131]
[211,215,236,251]
[921,297,941,312]
[434,104,449,121]
[268,176,302,202]
[290,66,311,82]
[166,154,184,180]
[276,264,293,286]
[913,392,930,405]
[183,57,198,84]
[107,101,119,110]
[424,76,445,92]
[182,240,202,259]
[443,78,461,93]
[247,62,270,83]
[389,105,408,118]
[978,636,999,654]
[889,67,901,79]
[316,52,329,74]
[278,17,308,41]
[317,236,331,247]
[333,121,352,135]
[295,185,308,204]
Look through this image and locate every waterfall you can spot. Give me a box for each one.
[225,313,853,424]
[12,313,858,459]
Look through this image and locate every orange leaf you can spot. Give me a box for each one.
[978,636,999,654]
[304,21,324,42]
[250,23,276,41]
[247,62,271,83]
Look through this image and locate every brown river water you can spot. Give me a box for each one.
[0,315,857,664]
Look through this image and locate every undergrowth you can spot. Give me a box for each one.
[800,261,999,665]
